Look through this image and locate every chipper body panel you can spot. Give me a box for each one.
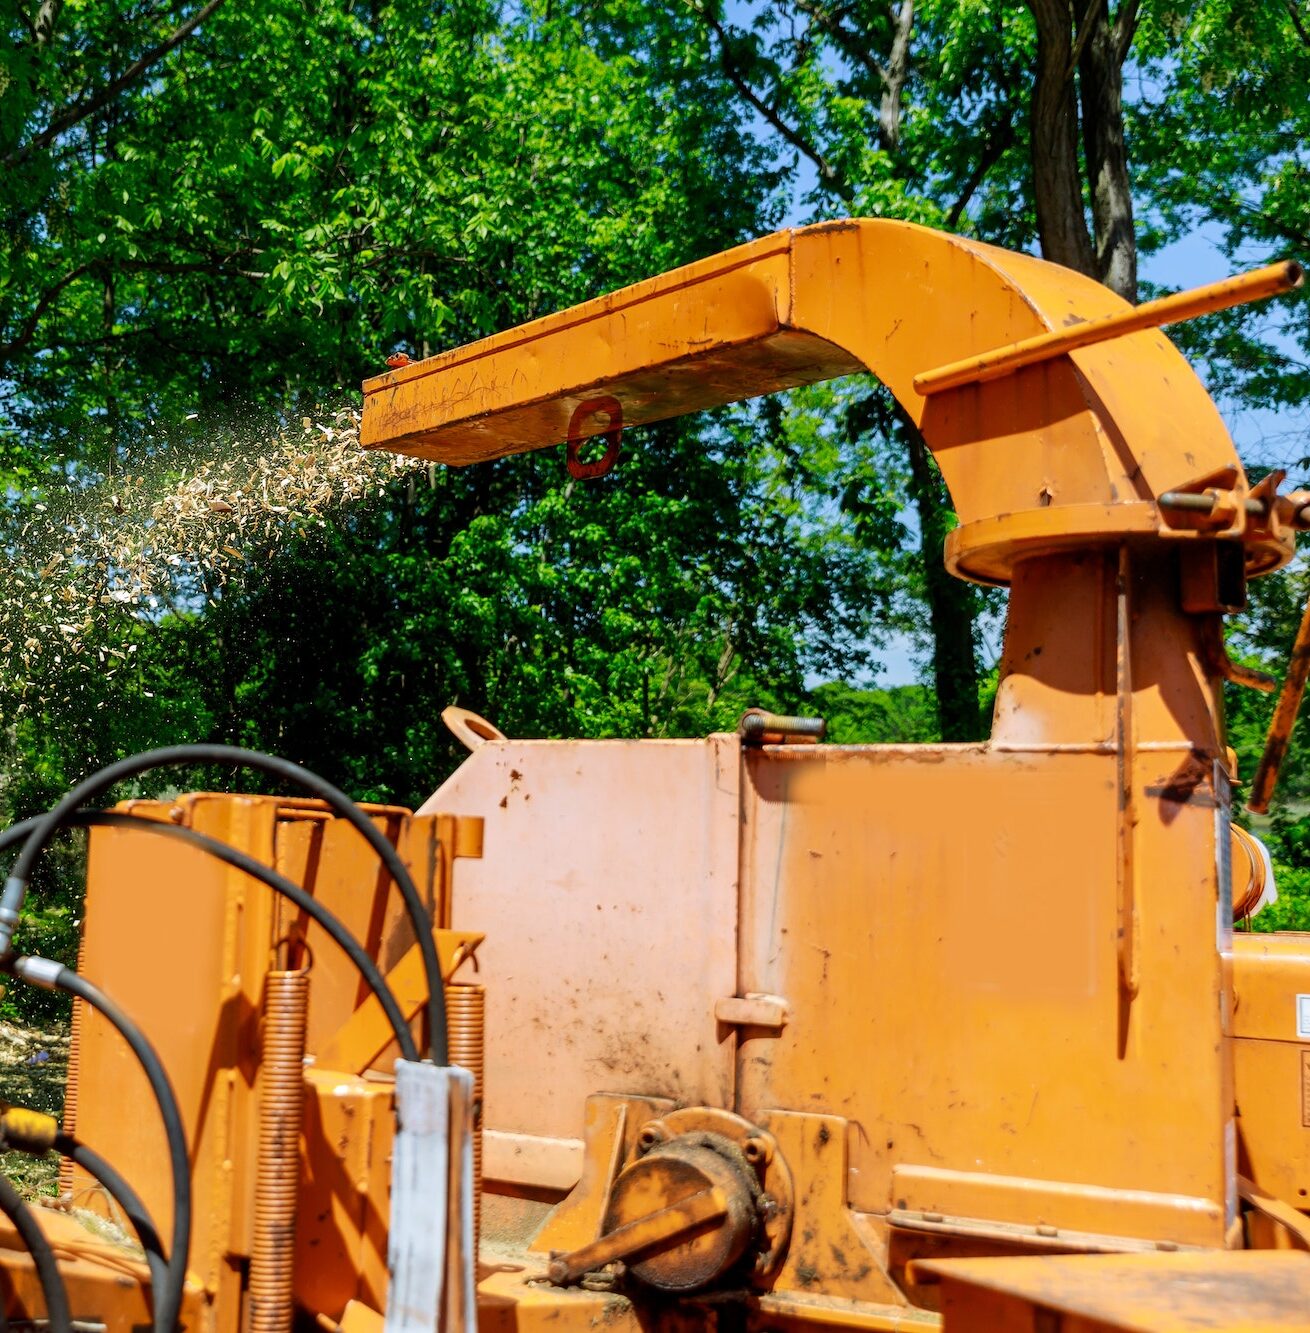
[1,218,1308,1333]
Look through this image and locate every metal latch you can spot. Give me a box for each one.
[714,994,789,1030]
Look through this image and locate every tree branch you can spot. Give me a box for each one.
[1067,0,1105,79]
[1229,194,1310,250]
[878,0,915,152]
[789,0,888,85]
[53,326,162,351]
[703,11,852,199]
[0,262,96,361]
[0,247,266,364]
[111,256,268,279]
[1110,0,1141,62]
[5,0,227,167]
[946,119,1016,228]
[1286,1,1310,50]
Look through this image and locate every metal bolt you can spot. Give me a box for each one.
[1036,1224,1059,1238]
[739,709,826,745]
[635,1121,666,1154]
[1158,490,1268,518]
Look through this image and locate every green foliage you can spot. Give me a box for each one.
[124,414,892,807]
[698,0,1038,239]
[0,0,891,1030]
[1131,1,1310,416]
[1248,866,1310,933]
[6,0,1310,1044]
[807,681,939,744]
[1,0,778,463]
[1225,553,1310,934]
[0,0,804,1022]
[1242,804,1310,934]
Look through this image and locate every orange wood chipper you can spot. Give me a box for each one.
[2,219,1310,1333]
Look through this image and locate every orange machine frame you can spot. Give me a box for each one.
[2,219,1305,1333]
[364,219,1310,1324]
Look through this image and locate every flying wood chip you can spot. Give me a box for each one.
[0,407,416,722]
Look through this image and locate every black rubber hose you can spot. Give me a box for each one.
[4,964,190,1333]
[54,1131,167,1312]
[1,745,446,1062]
[0,808,415,1329]
[0,813,40,854]
[0,1169,72,1333]
[71,812,419,1062]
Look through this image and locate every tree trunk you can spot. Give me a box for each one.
[1027,0,1097,277]
[878,2,978,738]
[703,2,985,734]
[1075,0,1139,300]
[34,0,63,46]
[905,426,982,741]
[878,1,915,152]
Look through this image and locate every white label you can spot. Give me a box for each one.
[1297,994,1310,1040]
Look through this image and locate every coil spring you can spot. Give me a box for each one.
[247,969,309,1333]
[446,982,485,1253]
[57,930,89,1197]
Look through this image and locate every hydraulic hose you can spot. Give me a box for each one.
[0,1166,72,1333]
[0,813,47,855]
[5,959,189,1333]
[0,1109,162,1311]
[0,745,447,1062]
[0,797,421,1327]
[0,812,417,1061]
[54,1132,167,1306]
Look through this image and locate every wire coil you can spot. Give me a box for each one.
[446,982,485,1252]
[247,969,310,1333]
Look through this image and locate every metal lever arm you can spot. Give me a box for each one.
[547,1186,728,1285]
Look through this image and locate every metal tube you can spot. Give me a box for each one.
[446,983,485,1255]
[914,260,1303,396]
[247,969,310,1333]
[1158,491,1269,517]
[738,710,827,745]
[1248,591,1310,814]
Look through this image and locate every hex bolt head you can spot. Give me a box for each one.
[742,1136,771,1167]
[635,1121,667,1154]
